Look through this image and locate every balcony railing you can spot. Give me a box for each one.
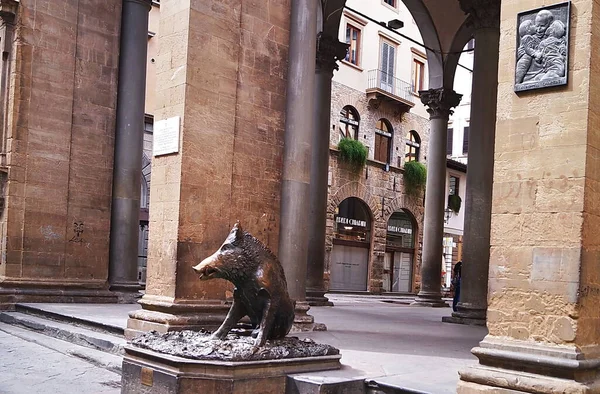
[367,69,416,106]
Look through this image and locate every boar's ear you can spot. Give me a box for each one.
[232,221,244,241]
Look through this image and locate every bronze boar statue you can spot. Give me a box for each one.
[192,222,295,348]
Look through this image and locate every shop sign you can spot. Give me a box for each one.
[340,116,359,126]
[336,216,367,228]
[387,225,412,235]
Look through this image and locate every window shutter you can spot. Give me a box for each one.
[388,45,395,80]
[381,43,389,83]
[446,128,453,155]
[462,126,470,155]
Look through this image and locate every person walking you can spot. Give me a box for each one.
[452,261,462,312]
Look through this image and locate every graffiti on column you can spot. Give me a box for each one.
[69,222,84,243]
[514,2,570,92]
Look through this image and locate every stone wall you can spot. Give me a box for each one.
[0,0,121,302]
[489,0,599,348]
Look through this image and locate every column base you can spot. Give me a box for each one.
[125,294,231,339]
[291,301,327,332]
[442,306,487,326]
[458,336,600,393]
[306,289,334,307]
[125,296,326,340]
[0,281,118,310]
[411,291,449,307]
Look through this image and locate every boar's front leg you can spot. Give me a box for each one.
[211,289,247,340]
[253,288,276,348]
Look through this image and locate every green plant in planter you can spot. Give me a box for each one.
[403,161,427,195]
[338,138,367,171]
[448,194,462,213]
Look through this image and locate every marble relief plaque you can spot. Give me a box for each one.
[514,2,570,92]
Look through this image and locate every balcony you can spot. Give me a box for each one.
[366,69,416,115]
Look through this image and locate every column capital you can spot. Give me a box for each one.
[459,0,500,30]
[315,32,349,74]
[124,0,153,10]
[419,88,462,119]
[0,0,18,24]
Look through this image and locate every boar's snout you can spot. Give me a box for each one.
[192,254,221,280]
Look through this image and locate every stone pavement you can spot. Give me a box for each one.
[0,294,488,393]
[0,329,121,394]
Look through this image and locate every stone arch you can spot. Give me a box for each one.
[443,18,475,89]
[329,181,381,222]
[141,153,151,210]
[322,0,445,89]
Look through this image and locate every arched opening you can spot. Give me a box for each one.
[330,197,373,291]
[339,105,360,141]
[375,118,393,164]
[384,209,417,293]
[138,153,151,285]
[405,130,421,162]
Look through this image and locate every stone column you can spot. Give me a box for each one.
[458,0,600,391]
[306,33,348,307]
[278,0,318,320]
[445,1,500,325]
[108,0,152,293]
[412,88,461,307]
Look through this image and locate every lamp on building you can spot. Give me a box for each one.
[387,19,404,30]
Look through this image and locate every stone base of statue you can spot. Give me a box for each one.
[121,331,341,394]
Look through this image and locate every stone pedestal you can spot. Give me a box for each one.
[121,346,341,394]
[457,0,600,391]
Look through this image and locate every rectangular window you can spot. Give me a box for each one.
[449,176,460,196]
[383,0,397,7]
[462,126,470,155]
[345,24,361,66]
[412,58,425,93]
[375,132,391,163]
[446,128,453,156]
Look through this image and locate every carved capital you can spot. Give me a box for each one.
[419,88,462,119]
[459,0,500,30]
[0,0,18,24]
[315,33,349,74]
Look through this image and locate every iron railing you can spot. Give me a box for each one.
[367,69,415,105]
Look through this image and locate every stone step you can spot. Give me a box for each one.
[0,311,126,355]
[0,321,123,374]
[15,303,125,336]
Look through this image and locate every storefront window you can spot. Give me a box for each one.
[334,197,371,243]
[386,211,414,248]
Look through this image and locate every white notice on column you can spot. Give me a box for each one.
[153,116,180,156]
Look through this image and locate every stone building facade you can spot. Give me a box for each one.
[326,80,430,294]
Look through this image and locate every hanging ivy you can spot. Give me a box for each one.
[448,194,462,213]
[338,138,368,171]
[403,161,427,195]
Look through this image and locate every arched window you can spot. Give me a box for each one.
[339,105,360,140]
[375,118,392,164]
[405,130,421,162]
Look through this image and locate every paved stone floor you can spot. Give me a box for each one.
[0,330,121,394]
[0,294,488,393]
